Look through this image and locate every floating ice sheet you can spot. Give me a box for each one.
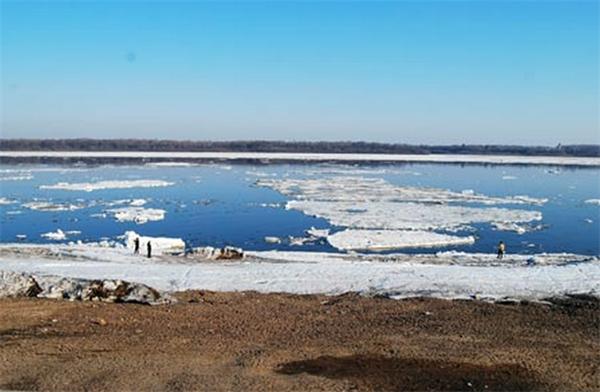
[108,207,166,224]
[327,230,475,251]
[40,179,174,192]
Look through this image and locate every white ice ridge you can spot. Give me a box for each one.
[327,230,475,251]
[2,151,599,166]
[257,177,548,205]
[40,179,174,192]
[108,207,166,224]
[584,199,600,205]
[0,244,598,301]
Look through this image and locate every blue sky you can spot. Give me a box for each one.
[1,1,598,144]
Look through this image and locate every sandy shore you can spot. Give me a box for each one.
[1,292,598,391]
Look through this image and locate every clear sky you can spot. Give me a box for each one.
[1,1,598,145]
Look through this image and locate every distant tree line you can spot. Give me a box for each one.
[0,139,598,157]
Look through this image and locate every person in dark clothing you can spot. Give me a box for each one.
[497,241,506,259]
[147,241,152,258]
[134,237,140,254]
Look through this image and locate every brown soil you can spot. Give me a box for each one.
[0,292,598,391]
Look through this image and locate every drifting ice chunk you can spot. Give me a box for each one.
[108,207,166,224]
[40,179,174,192]
[0,197,15,205]
[584,199,600,205]
[41,229,81,241]
[22,201,84,212]
[327,229,475,251]
[264,236,282,244]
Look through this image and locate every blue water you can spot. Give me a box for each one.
[0,163,598,255]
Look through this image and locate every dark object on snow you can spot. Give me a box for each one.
[147,241,152,258]
[134,237,140,254]
[497,241,506,259]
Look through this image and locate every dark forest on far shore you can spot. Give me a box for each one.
[1,139,599,157]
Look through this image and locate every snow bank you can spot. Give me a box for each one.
[122,231,185,255]
[40,179,174,192]
[327,230,475,251]
[108,207,166,224]
[0,271,172,305]
[0,245,598,301]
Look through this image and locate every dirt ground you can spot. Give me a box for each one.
[0,292,598,391]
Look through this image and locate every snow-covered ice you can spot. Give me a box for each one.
[0,197,15,205]
[40,179,174,192]
[327,230,475,251]
[0,243,598,301]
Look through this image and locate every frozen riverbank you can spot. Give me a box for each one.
[1,151,599,166]
[0,241,598,302]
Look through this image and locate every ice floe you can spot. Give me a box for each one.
[0,174,33,181]
[286,200,541,232]
[108,207,166,224]
[584,199,600,205]
[40,179,174,192]
[257,177,548,206]
[264,236,282,244]
[41,229,81,241]
[258,176,545,250]
[22,201,85,212]
[0,197,15,205]
[327,230,475,251]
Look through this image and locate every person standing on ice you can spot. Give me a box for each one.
[497,241,506,259]
[134,237,140,254]
[147,241,152,258]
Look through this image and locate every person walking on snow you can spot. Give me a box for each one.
[134,237,140,254]
[497,241,506,259]
[147,241,152,258]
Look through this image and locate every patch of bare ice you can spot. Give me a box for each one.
[40,179,174,192]
[327,230,475,251]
